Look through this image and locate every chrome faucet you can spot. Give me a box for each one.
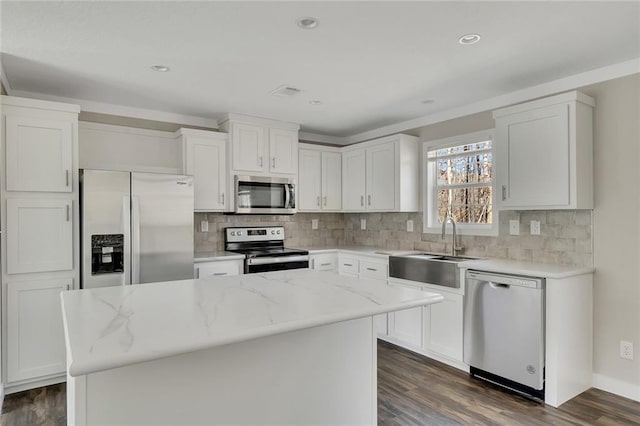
[441,214,460,256]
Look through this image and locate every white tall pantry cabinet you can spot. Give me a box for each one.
[1,96,80,394]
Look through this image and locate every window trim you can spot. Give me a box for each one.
[423,129,497,236]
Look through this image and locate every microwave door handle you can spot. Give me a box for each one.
[285,184,291,208]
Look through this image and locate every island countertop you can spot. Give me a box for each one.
[61,269,443,377]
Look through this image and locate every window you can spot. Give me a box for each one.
[424,130,496,235]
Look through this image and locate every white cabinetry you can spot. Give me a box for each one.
[342,134,419,212]
[6,198,73,274]
[388,280,424,349]
[5,115,73,192]
[1,96,80,393]
[494,91,594,210]
[298,144,342,211]
[423,286,463,362]
[338,252,389,336]
[194,260,244,278]
[310,253,338,272]
[220,114,299,176]
[179,129,228,211]
[6,279,71,383]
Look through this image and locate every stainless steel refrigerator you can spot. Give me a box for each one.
[80,169,194,289]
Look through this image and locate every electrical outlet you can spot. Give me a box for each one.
[620,341,634,360]
[200,220,209,233]
[407,220,414,232]
[530,220,541,235]
[311,218,319,230]
[360,218,367,230]
[509,220,520,235]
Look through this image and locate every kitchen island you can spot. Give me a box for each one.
[61,269,443,425]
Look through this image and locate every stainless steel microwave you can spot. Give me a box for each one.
[235,175,296,214]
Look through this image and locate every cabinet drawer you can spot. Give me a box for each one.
[359,259,388,280]
[311,254,337,271]
[195,260,243,278]
[338,256,359,276]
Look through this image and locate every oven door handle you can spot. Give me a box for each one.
[247,255,309,266]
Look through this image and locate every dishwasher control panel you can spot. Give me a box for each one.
[467,271,544,289]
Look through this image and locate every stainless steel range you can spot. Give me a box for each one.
[224,226,309,274]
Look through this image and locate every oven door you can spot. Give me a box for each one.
[235,176,296,214]
[246,255,309,273]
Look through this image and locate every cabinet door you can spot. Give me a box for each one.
[338,256,359,276]
[195,260,242,278]
[7,279,71,382]
[388,281,423,348]
[497,103,570,208]
[321,152,342,210]
[298,149,322,210]
[185,137,226,211]
[424,290,463,361]
[269,129,298,174]
[6,198,73,274]
[342,149,366,211]
[5,115,73,192]
[232,123,266,172]
[366,142,396,210]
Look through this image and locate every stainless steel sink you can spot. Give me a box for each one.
[388,253,479,288]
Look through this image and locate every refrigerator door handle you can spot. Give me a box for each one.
[123,194,131,285]
[131,195,141,285]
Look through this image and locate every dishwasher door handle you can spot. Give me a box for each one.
[489,282,510,289]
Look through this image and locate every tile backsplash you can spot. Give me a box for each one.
[195,210,592,267]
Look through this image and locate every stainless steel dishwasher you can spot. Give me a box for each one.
[463,270,545,400]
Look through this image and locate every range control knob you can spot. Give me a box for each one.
[277,230,282,235]
[230,231,236,236]
[271,230,276,235]
[237,231,243,236]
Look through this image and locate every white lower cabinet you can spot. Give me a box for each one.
[309,253,338,272]
[194,260,243,278]
[6,279,71,383]
[388,280,424,348]
[423,288,463,362]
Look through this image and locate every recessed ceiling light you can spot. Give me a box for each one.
[421,99,436,104]
[458,34,481,45]
[150,65,170,72]
[297,17,319,29]
[309,100,323,105]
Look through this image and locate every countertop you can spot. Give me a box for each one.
[459,258,594,279]
[61,269,443,377]
[194,251,245,262]
[295,246,420,258]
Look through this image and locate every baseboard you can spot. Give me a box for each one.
[593,373,640,402]
[377,336,469,373]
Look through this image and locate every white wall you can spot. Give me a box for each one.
[582,73,640,398]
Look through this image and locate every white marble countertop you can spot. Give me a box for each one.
[194,250,245,262]
[459,258,594,279]
[61,270,443,377]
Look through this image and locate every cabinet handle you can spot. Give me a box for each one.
[258,156,263,167]
[344,263,353,267]
[221,193,225,205]
[213,272,227,276]
[323,196,327,206]
[311,259,315,269]
[196,269,200,279]
[66,205,70,221]
[272,157,276,168]
[317,196,321,207]
[66,284,71,291]
[366,267,377,271]
[320,262,331,266]
[501,185,507,201]
[65,170,70,187]
[368,195,372,206]
[360,196,364,206]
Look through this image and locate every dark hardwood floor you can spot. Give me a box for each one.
[2,341,639,425]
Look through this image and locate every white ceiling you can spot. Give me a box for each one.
[1,1,639,141]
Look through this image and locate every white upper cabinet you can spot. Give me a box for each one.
[5,115,73,192]
[494,91,594,210]
[220,114,299,177]
[6,279,71,383]
[342,134,419,213]
[6,198,74,274]
[180,129,228,211]
[230,122,266,173]
[298,145,342,212]
[269,128,298,174]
